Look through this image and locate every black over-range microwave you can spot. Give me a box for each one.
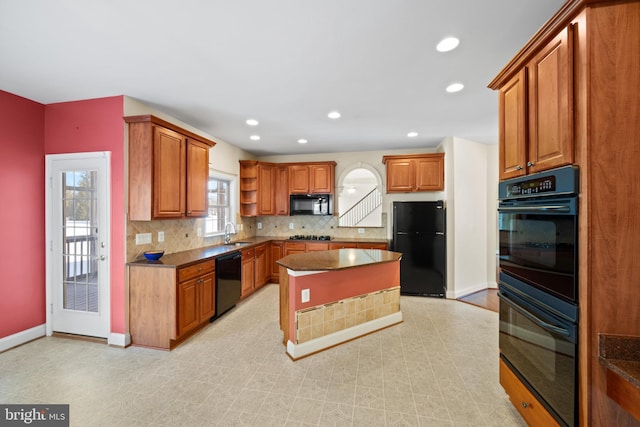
[289,194,333,216]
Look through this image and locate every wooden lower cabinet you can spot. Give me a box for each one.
[177,271,215,337]
[269,241,284,282]
[499,358,560,427]
[129,258,215,350]
[329,242,357,249]
[306,242,329,251]
[357,242,388,250]
[255,244,268,288]
[241,248,256,298]
[284,241,306,256]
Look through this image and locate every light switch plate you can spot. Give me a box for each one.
[358,228,365,234]
[289,222,294,230]
[158,231,164,242]
[257,222,262,230]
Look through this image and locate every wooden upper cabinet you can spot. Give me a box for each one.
[310,164,334,193]
[257,163,276,216]
[275,166,289,215]
[383,158,413,192]
[241,160,335,216]
[415,155,445,191]
[527,26,573,174]
[289,165,310,193]
[125,115,215,221]
[185,139,210,217]
[382,153,444,193]
[153,126,186,218]
[289,162,336,194]
[499,69,528,179]
[494,26,573,180]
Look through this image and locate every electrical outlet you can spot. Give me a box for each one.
[289,222,294,230]
[158,231,164,242]
[358,228,365,234]
[197,227,202,237]
[257,222,262,230]
[301,289,310,303]
[135,233,152,245]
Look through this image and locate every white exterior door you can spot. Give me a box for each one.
[46,152,110,338]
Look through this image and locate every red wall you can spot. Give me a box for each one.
[44,96,126,335]
[0,91,46,337]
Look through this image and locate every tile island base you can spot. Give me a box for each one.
[277,248,403,360]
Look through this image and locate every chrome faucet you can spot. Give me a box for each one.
[224,222,237,244]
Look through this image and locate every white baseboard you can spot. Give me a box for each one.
[286,311,403,360]
[451,282,495,299]
[108,332,131,347]
[0,324,46,353]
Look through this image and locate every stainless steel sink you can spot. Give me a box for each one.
[231,242,252,246]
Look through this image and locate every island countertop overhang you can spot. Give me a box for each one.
[276,248,402,272]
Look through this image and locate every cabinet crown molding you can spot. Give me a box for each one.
[124,114,217,147]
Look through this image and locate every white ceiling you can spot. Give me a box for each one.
[0,0,563,156]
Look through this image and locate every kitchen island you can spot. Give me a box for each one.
[277,248,402,360]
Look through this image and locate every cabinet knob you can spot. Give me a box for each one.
[516,165,523,170]
[521,402,530,409]
[527,161,535,167]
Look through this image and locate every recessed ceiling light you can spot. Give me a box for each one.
[298,139,308,144]
[446,83,464,93]
[250,135,260,141]
[407,132,418,138]
[328,111,341,119]
[436,37,460,52]
[246,119,259,126]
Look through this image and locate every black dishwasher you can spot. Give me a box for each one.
[214,251,242,320]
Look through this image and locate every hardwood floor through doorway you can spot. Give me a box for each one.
[458,289,499,313]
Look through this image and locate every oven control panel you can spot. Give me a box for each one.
[499,165,579,200]
[506,176,556,197]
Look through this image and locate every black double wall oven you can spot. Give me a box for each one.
[497,166,579,427]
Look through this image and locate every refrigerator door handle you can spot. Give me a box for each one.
[435,231,445,235]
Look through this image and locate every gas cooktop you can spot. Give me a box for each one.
[289,235,332,241]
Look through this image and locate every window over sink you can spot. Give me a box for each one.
[205,170,237,237]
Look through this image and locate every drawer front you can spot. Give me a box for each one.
[178,259,215,283]
[499,359,560,427]
[242,248,255,259]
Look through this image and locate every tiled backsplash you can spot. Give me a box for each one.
[255,213,387,240]
[126,213,387,262]
[126,216,256,262]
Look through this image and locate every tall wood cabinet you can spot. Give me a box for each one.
[490,1,640,425]
[382,153,444,193]
[125,115,215,221]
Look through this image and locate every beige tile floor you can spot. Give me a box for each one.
[0,284,525,426]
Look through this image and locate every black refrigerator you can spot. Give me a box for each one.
[391,201,446,297]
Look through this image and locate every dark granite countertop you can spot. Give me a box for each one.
[276,248,402,272]
[599,334,640,389]
[128,236,391,269]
